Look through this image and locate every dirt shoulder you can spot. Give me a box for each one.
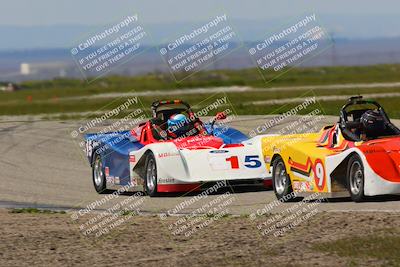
[1,208,399,267]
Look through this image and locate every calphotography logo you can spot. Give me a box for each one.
[248,13,333,83]
[159,12,243,81]
[69,94,148,159]
[71,13,152,82]
[253,193,325,237]
[159,181,237,238]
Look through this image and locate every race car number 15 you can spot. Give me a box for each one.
[209,155,262,170]
[225,155,262,169]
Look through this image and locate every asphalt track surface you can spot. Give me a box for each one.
[1,115,400,215]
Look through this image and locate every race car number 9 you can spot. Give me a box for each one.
[313,159,326,191]
[225,155,262,169]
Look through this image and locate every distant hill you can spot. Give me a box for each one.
[1,36,400,82]
[0,14,400,50]
[1,13,400,82]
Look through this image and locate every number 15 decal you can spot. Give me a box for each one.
[225,155,262,169]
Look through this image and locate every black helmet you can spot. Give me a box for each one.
[361,110,385,136]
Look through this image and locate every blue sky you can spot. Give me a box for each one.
[1,0,399,26]
[0,0,399,50]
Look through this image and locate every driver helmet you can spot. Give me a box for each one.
[361,109,385,137]
[167,113,188,136]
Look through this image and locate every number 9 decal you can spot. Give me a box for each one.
[313,159,326,191]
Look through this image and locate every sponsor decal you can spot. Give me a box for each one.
[114,177,120,184]
[293,181,302,191]
[105,167,110,177]
[363,148,383,154]
[293,181,312,192]
[273,146,280,153]
[158,152,180,158]
[106,176,114,183]
[264,156,271,163]
[158,177,176,184]
[209,150,229,154]
[129,155,136,163]
[131,176,139,186]
[186,136,213,143]
[306,182,313,190]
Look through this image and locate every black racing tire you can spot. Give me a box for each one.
[347,154,366,202]
[144,152,158,197]
[272,156,295,202]
[92,152,109,194]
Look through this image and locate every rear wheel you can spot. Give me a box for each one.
[347,154,365,202]
[92,152,108,194]
[145,153,158,197]
[272,156,294,202]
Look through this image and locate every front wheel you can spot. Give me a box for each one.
[347,154,365,202]
[92,152,108,194]
[144,153,158,197]
[272,156,294,202]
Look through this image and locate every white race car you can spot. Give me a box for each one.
[85,100,270,196]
